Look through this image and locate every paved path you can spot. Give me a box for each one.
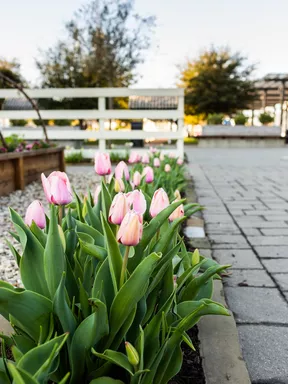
[186,147,288,384]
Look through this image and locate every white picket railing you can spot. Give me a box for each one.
[0,88,185,157]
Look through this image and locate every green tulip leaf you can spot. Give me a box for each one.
[92,349,134,375]
[0,288,52,342]
[44,204,66,298]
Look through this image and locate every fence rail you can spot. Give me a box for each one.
[0,88,185,157]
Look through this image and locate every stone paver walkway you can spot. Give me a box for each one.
[186,147,288,384]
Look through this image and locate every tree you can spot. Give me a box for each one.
[179,47,257,117]
[0,59,23,88]
[36,0,155,114]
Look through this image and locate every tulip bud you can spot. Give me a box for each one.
[153,157,160,167]
[149,188,170,218]
[173,275,178,288]
[174,189,181,199]
[149,146,157,153]
[169,152,175,158]
[115,178,125,193]
[191,249,200,266]
[41,171,73,205]
[128,151,141,164]
[133,171,141,187]
[117,210,143,246]
[126,190,147,215]
[125,342,139,366]
[94,185,101,204]
[177,157,184,165]
[25,200,46,229]
[169,200,184,222]
[143,166,154,183]
[142,153,150,164]
[109,193,128,225]
[94,152,111,176]
[160,153,165,161]
[164,164,171,172]
[115,161,129,180]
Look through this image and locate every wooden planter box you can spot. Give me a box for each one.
[0,147,65,196]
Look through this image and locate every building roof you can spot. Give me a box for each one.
[1,98,36,110]
[128,96,178,110]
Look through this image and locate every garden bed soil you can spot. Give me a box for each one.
[169,326,205,384]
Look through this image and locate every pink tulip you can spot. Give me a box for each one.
[115,178,125,192]
[94,152,111,176]
[41,171,73,205]
[126,190,147,215]
[133,171,141,187]
[108,193,128,225]
[153,158,160,168]
[150,188,170,217]
[177,158,184,165]
[94,185,101,204]
[115,161,129,180]
[143,166,154,183]
[164,164,171,172]
[117,210,143,246]
[142,153,150,164]
[25,200,46,229]
[128,151,141,164]
[169,201,184,222]
[169,152,175,159]
[149,146,157,153]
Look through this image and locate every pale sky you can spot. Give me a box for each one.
[1,0,287,87]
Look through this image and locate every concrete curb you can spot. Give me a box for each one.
[185,179,251,384]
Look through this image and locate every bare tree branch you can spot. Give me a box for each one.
[0,73,49,142]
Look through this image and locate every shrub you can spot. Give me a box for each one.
[10,119,27,126]
[184,137,198,145]
[0,152,230,383]
[207,113,224,125]
[65,151,85,163]
[259,112,274,125]
[234,113,248,125]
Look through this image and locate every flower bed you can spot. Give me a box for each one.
[0,148,230,383]
[0,147,65,196]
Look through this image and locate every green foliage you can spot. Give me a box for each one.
[1,156,230,383]
[259,112,274,125]
[180,47,257,116]
[184,137,198,145]
[65,151,85,164]
[234,113,248,125]
[10,120,28,127]
[207,113,224,125]
[110,151,129,163]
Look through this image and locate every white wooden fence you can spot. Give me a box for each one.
[0,88,185,157]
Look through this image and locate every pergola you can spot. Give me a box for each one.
[250,73,288,126]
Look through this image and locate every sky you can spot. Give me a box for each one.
[1,0,288,87]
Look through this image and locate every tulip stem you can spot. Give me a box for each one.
[120,246,130,288]
[58,206,63,224]
[102,175,106,184]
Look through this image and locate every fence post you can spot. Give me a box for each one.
[177,93,185,158]
[98,97,106,152]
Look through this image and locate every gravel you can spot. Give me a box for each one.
[0,170,99,286]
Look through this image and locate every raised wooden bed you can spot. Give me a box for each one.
[0,147,65,196]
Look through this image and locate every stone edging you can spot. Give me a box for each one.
[185,178,251,384]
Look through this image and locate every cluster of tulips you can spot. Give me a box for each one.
[0,148,230,384]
